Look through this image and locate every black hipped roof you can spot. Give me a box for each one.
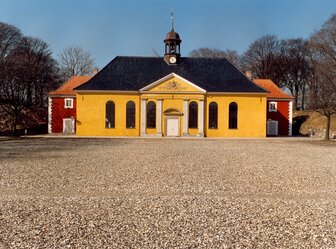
[75,56,268,93]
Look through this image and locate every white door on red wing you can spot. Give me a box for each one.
[63,118,74,133]
[167,118,179,137]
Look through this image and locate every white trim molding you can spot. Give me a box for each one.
[48,97,52,133]
[140,99,147,136]
[156,99,163,136]
[288,101,293,136]
[139,73,206,93]
[183,99,189,136]
[198,99,205,137]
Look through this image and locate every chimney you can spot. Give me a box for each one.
[92,68,99,75]
[245,70,253,80]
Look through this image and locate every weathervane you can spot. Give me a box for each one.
[171,10,174,31]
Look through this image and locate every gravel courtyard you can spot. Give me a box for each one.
[0,138,335,248]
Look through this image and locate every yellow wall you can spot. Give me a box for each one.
[205,94,267,137]
[76,92,140,136]
[76,76,266,137]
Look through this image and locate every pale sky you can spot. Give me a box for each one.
[1,0,335,68]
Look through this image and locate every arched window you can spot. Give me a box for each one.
[106,101,115,128]
[126,101,135,128]
[189,101,198,128]
[209,102,218,129]
[147,101,156,128]
[229,102,238,129]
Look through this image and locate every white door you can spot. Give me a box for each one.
[63,118,75,133]
[267,120,278,136]
[167,118,179,137]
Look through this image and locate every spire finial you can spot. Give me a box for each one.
[171,10,174,31]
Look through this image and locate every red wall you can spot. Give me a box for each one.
[267,100,290,136]
[51,97,76,133]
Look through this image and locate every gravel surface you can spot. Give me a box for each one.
[0,138,335,248]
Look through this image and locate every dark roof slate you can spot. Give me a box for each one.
[75,56,268,93]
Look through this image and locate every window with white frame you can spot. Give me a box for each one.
[64,98,74,108]
[269,102,277,112]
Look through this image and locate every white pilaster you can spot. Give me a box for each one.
[183,99,189,136]
[288,101,293,136]
[157,99,162,135]
[198,99,204,137]
[48,97,52,133]
[141,99,147,136]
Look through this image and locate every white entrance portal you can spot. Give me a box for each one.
[166,118,179,137]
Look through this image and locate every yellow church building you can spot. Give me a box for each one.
[75,21,268,138]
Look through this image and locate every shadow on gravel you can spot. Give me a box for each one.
[295,139,336,147]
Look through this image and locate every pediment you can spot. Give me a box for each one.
[163,108,183,116]
[140,73,206,93]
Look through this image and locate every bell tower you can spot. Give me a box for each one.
[164,12,181,65]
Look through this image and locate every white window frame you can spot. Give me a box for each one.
[269,101,277,112]
[64,98,74,109]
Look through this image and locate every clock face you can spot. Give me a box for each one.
[169,57,176,64]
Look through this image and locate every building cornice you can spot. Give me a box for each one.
[267,98,294,101]
[48,94,76,98]
[73,89,271,96]
[207,92,268,96]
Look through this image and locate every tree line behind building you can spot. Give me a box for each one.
[0,14,335,137]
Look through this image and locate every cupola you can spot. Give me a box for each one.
[164,13,181,65]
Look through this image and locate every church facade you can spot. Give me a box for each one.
[75,23,268,137]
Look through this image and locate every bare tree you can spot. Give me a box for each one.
[0,22,60,136]
[308,14,336,139]
[15,37,60,107]
[241,35,313,110]
[0,59,27,135]
[280,38,312,110]
[58,46,95,81]
[0,22,22,60]
[241,35,283,83]
[307,62,336,139]
[189,47,240,66]
[0,22,23,135]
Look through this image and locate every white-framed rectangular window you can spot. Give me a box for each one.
[269,101,277,112]
[64,98,74,109]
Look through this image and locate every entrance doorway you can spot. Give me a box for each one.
[166,118,179,137]
[63,118,75,133]
[164,108,182,137]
